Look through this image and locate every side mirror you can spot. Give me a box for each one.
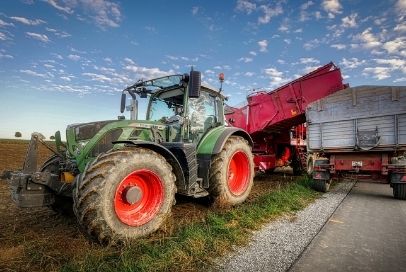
[120,93,126,113]
[188,70,201,98]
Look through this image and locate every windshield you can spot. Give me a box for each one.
[147,88,184,122]
[137,75,184,93]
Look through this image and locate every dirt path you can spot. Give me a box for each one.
[0,140,293,271]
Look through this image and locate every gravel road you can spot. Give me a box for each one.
[216,181,355,272]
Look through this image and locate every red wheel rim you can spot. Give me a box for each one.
[114,169,164,226]
[227,151,250,196]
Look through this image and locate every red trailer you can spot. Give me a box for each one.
[225,62,348,173]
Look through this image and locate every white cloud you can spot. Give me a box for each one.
[68,54,81,61]
[26,32,50,43]
[300,1,314,21]
[374,58,406,74]
[124,65,174,79]
[46,0,122,29]
[363,67,392,80]
[300,58,320,64]
[82,72,112,82]
[0,19,14,27]
[263,67,290,87]
[322,0,342,18]
[331,44,346,50]
[238,57,253,63]
[264,67,283,78]
[354,28,381,48]
[245,72,254,77]
[382,37,406,56]
[45,27,71,38]
[394,77,406,83]
[191,6,199,15]
[10,16,45,25]
[303,38,320,50]
[46,0,74,14]
[20,69,47,78]
[258,39,268,52]
[0,32,8,41]
[394,21,406,32]
[277,59,285,64]
[396,0,406,15]
[258,4,283,24]
[340,57,366,69]
[0,52,13,59]
[302,65,321,74]
[341,13,358,28]
[249,51,257,56]
[278,19,289,32]
[235,0,256,14]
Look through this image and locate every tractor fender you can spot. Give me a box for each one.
[197,126,253,155]
[196,127,253,188]
[113,140,186,191]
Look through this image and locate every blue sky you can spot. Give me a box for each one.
[0,0,405,139]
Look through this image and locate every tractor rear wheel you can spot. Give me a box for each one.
[209,136,254,207]
[73,148,176,245]
[40,155,73,215]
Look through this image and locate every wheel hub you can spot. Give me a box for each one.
[125,186,143,205]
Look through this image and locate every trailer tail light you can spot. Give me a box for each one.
[402,175,406,182]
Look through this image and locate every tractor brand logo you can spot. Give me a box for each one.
[291,109,297,116]
[130,123,165,130]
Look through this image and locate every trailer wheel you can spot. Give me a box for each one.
[73,148,176,244]
[393,183,406,200]
[40,155,74,215]
[209,136,254,207]
[312,179,330,193]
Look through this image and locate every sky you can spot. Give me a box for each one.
[0,0,405,139]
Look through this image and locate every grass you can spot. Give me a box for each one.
[61,176,319,272]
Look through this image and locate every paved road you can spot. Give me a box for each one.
[291,182,406,272]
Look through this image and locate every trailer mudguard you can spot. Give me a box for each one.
[113,140,186,191]
[196,126,253,188]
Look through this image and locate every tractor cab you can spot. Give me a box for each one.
[120,71,225,144]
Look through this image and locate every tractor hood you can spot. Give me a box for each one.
[67,120,116,141]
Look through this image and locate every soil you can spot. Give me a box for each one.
[0,139,294,272]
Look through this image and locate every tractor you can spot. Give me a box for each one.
[4,70,254,244]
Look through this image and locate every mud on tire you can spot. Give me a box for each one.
[73,148,176,245]
[209,136,254,207]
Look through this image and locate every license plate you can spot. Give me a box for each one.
[352,161,363,167]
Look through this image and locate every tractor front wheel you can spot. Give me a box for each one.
[73,148,176,244]
[209,136,254,207]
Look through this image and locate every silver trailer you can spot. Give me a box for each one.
[306,86,406,199]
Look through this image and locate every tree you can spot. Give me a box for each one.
[15,132,22,138]
[50,135,55,140]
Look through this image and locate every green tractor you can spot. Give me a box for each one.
[5,70,254,244]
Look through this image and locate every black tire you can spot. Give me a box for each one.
[312,179,330,193]
[40,155,74,215]
[73,148,176,245]
[393,183,406,200]
[209,136,254,207]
